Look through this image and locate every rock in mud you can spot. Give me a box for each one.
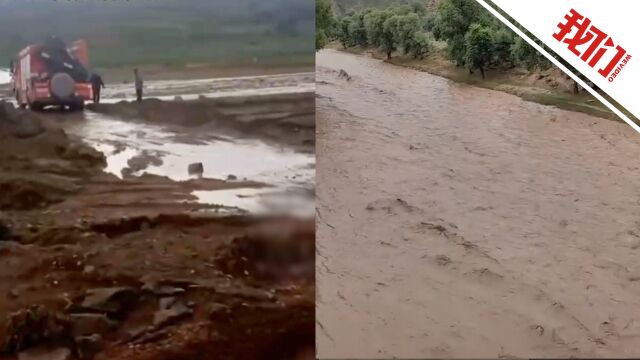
[58,142,106,168]
[338,69,352,81]
[82,265,96,275]
[78,287,138,316]
[206,303,233,323]
[217,225,315,280]
[8,288,19,299]
[17,347,72,360]
[9,115,46,139]
[0,177,75,211]
[0,101,45,138]
[158,297,177,310]
[141,281,186,297]
[153,301,192,328]
[2,305,72,353]
[188,162,204,176]
[69,314,119,337]
[0,220,12,240]
[74,334,103,359]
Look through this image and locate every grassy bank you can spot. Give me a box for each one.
[333,43,632,122]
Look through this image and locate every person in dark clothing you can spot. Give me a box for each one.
[134,68,143,103]
[90,73,105,104]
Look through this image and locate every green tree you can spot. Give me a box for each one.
[407,31,431,59]
[493,28,514,67]
[316,0,335,50]
[464,23,494,79]
[410,1,426,16]
[394,13,421,53]
[337,17,351,48]
[423,12,437,32]
[381,15,399,59]
[364,10,386,47]
[347,13,368,47]
[433,0,490,65]
[433,0,484,41]
[510,36,548,70]
[316,31,328,51]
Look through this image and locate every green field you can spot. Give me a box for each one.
[0,0,314,68]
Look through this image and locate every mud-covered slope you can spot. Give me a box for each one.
[0,101,315,360]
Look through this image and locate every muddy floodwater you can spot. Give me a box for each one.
[316,49,640,358]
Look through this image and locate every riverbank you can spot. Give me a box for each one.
[330,43,631,122]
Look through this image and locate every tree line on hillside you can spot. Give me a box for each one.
[317,0,553,80]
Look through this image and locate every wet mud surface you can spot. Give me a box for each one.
[317,50,640,358]
[0,71,314,359]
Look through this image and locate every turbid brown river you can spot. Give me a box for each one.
[316,49,640,358]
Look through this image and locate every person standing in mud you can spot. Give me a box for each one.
[134,68,144,103]
[90,73,105,104]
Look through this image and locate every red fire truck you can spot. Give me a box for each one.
[11,37,92,111]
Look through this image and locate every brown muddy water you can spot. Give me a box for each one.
[316,49,640,358]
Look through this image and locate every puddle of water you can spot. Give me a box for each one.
[192,188,268,213]
[91,143,140,178]
[0,69,10,85]
[192,188,315,217]
[64,110,314,215]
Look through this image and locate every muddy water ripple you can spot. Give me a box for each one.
[317,49,640,358]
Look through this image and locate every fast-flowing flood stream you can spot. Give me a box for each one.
[316,49,640,358]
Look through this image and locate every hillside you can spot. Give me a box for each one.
[0,0,314,68]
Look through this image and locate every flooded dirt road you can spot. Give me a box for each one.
[1,72,315,216]
[317,49,640,358]
[0,71,315,359]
